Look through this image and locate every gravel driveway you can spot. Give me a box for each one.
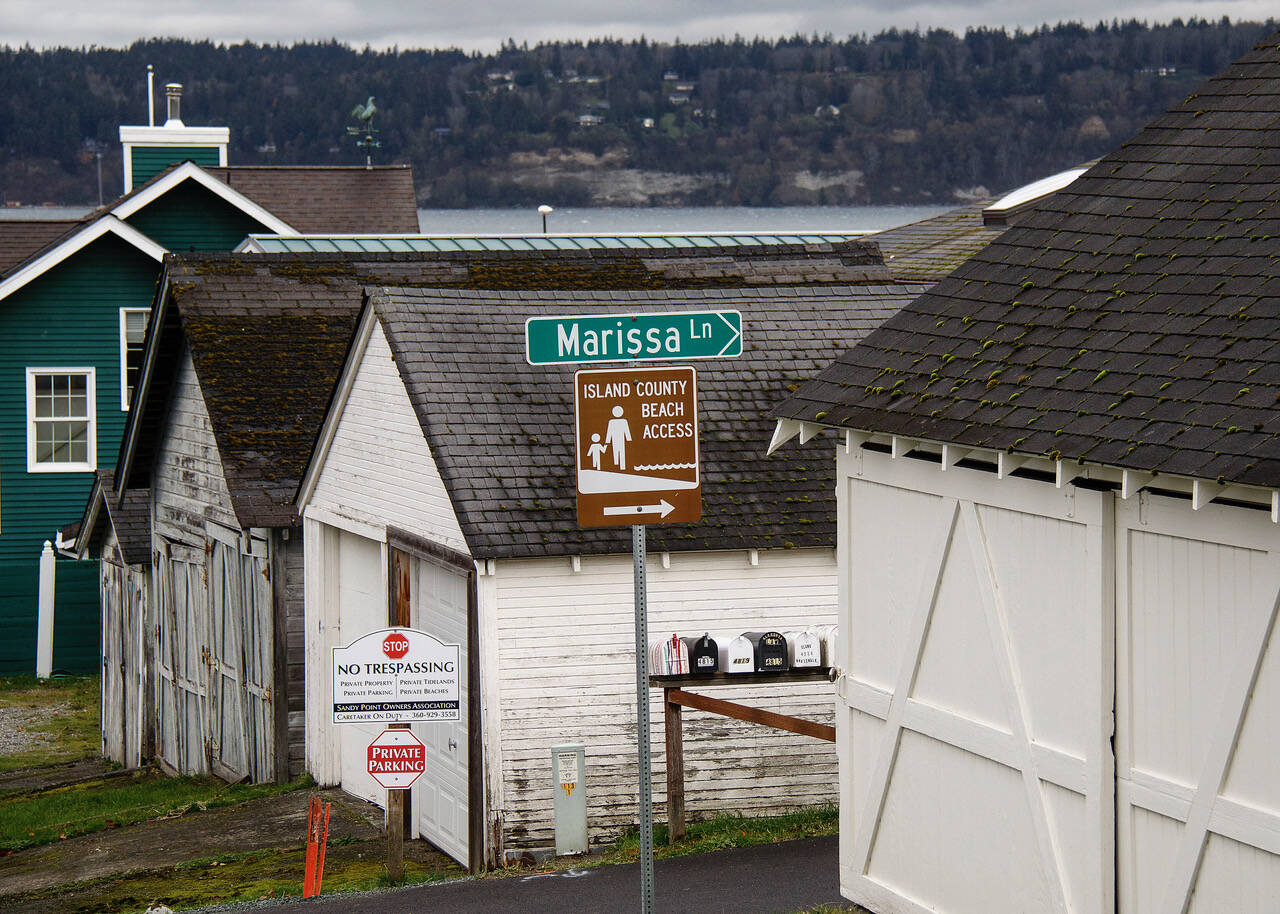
[0,702,65,756]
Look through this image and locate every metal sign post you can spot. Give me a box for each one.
[632,523,655,914]
[542,315,740,913]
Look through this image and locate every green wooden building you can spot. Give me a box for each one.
[0,84,419,673]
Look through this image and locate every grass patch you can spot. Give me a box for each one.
[0,770,308,852]
[0,675,100,773]
[603,804,838,862]
[8,839,465,913]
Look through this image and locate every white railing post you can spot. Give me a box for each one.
[37,540,56,678]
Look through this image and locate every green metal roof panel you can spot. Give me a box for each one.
[245,232,869,254]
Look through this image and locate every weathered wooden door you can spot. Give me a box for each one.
[101,550,146,769]
[207,526,274,783]
[1115,495,1280,913]
[409,553,470,867]
[121,562,146,769]
[837,450,1114,914]
[155,542,209,775]
[100,554,127,764]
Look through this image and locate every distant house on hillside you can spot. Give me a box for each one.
[0,81,418,675]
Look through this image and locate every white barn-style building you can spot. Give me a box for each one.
[295,247,928,869]
[773,32,1280,914]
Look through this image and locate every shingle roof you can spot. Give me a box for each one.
[372,283,927,558]
[134,259,366,527]
[0,220,85,277]
[871,201,1003,282]
[776,31,1280,491]
[75,471,151,565]
[120,239,895,528]
[206,166,419,234]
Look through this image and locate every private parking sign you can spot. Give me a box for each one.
[367,728,426,789]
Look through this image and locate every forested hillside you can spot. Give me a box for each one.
[0,18,1273,207]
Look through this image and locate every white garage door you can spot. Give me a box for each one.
[336,528,386,806]
[838,450,1114,914]
[410,555,470,867]
[1115,494,1280,913]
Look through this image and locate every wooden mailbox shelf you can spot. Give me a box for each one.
[649,668,833,689]
[649,667,836,842]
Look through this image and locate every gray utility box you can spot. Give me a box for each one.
[552,743,587,855]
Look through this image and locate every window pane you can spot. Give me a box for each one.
[126,310,148,342]
[123,311,149,408]
[35,429,53,463]
[31,371,92,466]
[66,422,87,463]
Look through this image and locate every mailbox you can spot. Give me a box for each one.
[720,633,755,674]
[681,633,719,674]
[649,634,690,676]
[814,624,839,667]
[786,629,822,668]
[745,631,789,672]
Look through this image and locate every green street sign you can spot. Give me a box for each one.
[525,310,743,365]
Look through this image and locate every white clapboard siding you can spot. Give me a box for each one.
[307,322,467,554]
[492,547,838,850]
[152,348,238,545]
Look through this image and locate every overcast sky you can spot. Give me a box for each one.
[1,1,1274,52]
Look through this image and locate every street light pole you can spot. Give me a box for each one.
[538,203,553,233]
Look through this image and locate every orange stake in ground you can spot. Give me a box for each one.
[303,794,331,897]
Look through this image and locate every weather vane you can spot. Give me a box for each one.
[347,96,380,168]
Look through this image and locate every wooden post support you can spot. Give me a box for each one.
[664,687,685,842]
[387,787,405,882]
[386,720,412,882]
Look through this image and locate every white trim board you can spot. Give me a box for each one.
[296,303,378,511]
[0,216,166,303]
[110,161,295,236]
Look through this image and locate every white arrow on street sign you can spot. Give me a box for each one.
[602,499,676,518]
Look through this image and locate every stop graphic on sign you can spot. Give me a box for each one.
[367,729,426,789]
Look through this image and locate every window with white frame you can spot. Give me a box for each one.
[120,308,149,410]
[27,368,96,472]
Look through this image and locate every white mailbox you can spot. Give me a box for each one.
[786,629,822,668]
[720,633,755,674]
[813,624,839,667]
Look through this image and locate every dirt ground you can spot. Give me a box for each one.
[0,765,461,914]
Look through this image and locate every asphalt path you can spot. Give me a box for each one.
[208,835,861,914]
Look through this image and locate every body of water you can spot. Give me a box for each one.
[414,205,949,235]
[0,204,950,235]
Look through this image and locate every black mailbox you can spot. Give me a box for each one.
[745,631,789,672]
[682,633,719,674]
